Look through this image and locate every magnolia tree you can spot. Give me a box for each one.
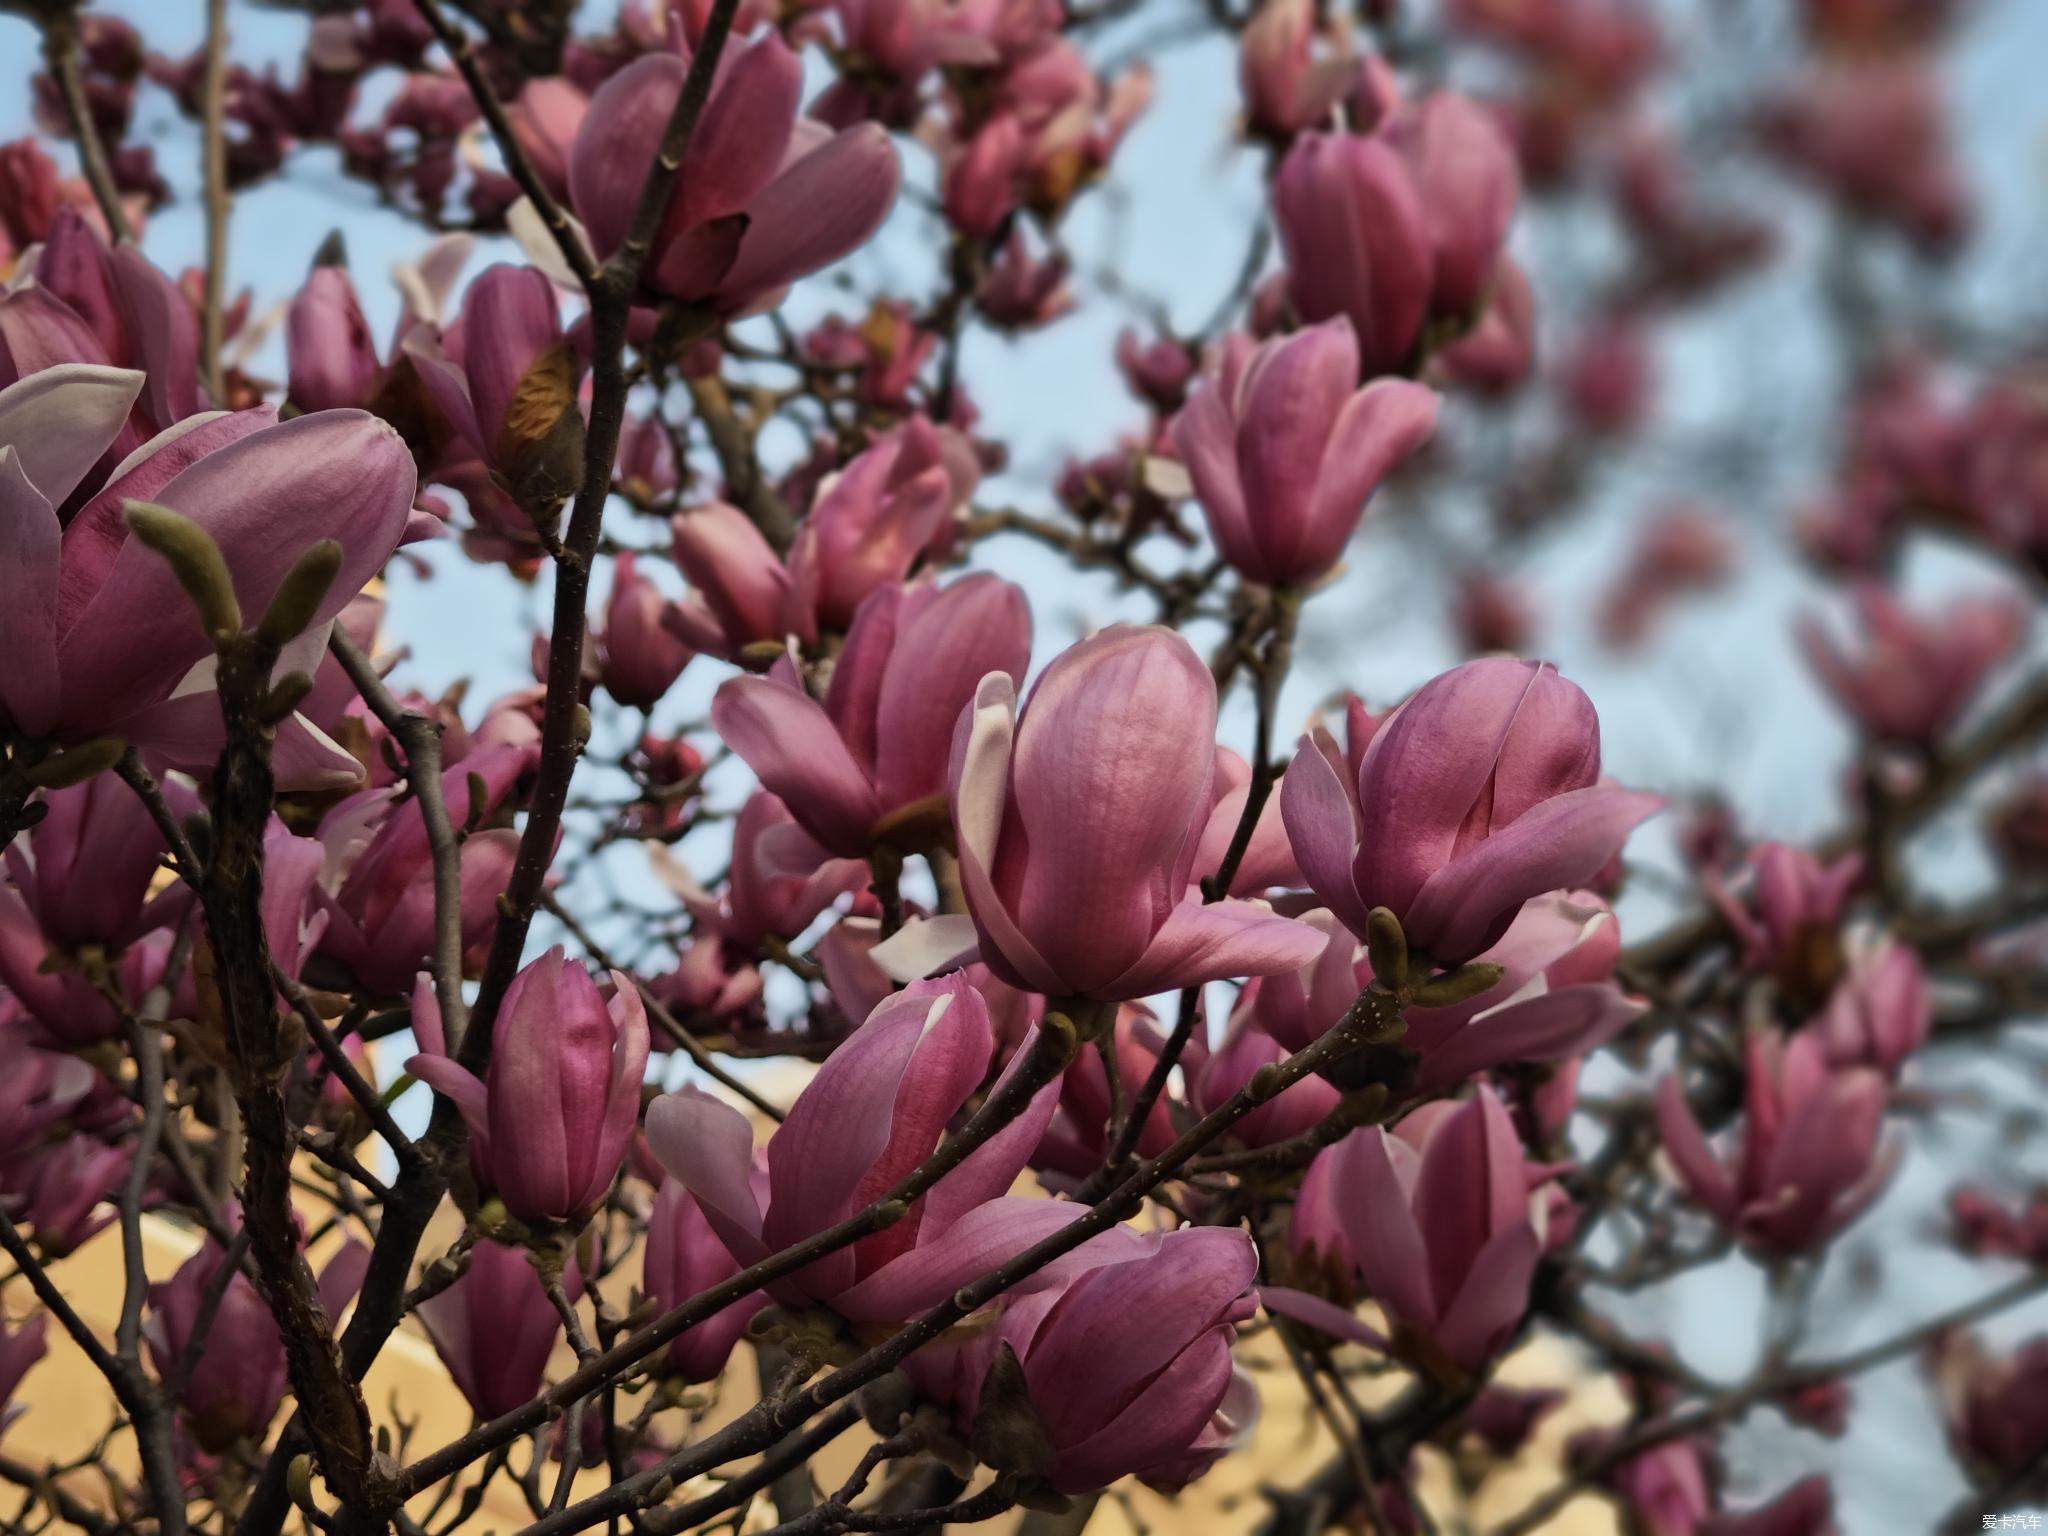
[0,0,2046,1531]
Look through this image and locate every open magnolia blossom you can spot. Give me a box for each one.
[872,625,1327,1000]
[0,2,2037,1532]
[0,364,415,787]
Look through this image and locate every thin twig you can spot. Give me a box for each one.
[37,8,133,243]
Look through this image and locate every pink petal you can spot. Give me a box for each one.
[1278,733,1373,936]
[644,1084,769,1265]
[0,362,142,508]
[713,673,879,857]
[1655,1073,1737,1222]
[715,123,901,310]
[1401,786,1664,963]
[1258,1285,1391,1352]
[0,448,62,735]
[1104,897,1327,1001]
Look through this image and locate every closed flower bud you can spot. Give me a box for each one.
[1814,937,1929,1078]
[408,948,650,1229]
[286,263,380,413]
[598,552,693,710]
[1274,131,1432,379]
[642,1178,765,1382]
[145,1213,367,1453]
[417,1239,577,1420]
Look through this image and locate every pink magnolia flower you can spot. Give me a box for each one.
[665,501,797,660]
[145,1218,368,1453]
[1932,1332,2048,1485]
[0,1314,45,1443]
[1815,937,1929,1077]
[507,76,586,202]
[659,790,868,951]
[1,1136,129,1255]
[1797,583,2027,747]
[645,975,1069,1319]
[1282,656,1662,966]
[0,364,414,786]
[1562,314,1654,436]
[713,574,1031,858]
[649,936,762,1028]
[784,437,955,631]
[568,33,899,313]
[642,1178,766,1383]
[977,229,1073,330]
[409,948,650,1229]
[1398,890,1641,1091]
[0,136,101,263]
[1034,1002,1187,1183]
[1759,59,1969,252]
[1,772,180,950]
[6,206,198,442]
[1610,1440,1712,1536]
[1172,318,1438,588]
[417,1239,576,1421]
[1257,892,1644,1095]
[1272,1086,1557,1373]
[1116,328,1196,413]
[877,626,1324,1002]
[284,231,473,417]
[1709,843,1862,980]
[313,743,533,996]
[941,110,1027,237]
[286,262,380,414]
[1238,0,1358,140]
[0,899,169,1048]
[614,412,679,507]
[1435,257,1535,394]
[1389,93,1521,321]
[907,1225,1259,1494]
[404,263,583,507]
[0,1010,119,1165]
[1656,1030,1895,1254]
[597,551,693,709]
[1453,568,1538,654]
[1274,130,1432,379]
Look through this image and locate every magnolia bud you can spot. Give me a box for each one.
[23,736,126,789]
[1365,906,1408,991]
[256,539,342,649]
[1409,962,1505,1008]
[260,672,317,725]
[125,501,243,643]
